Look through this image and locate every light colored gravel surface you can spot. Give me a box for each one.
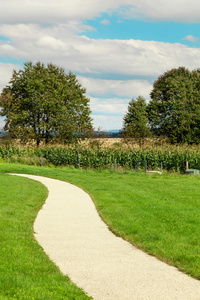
[13,174,200,299]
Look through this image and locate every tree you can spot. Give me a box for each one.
[147,67,200,144]
[123,96,151,147]
[0,61,93,146]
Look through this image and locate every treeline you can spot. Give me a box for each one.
[123,67,200,145]
[1,62,200,147]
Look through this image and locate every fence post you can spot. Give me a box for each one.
[161,162,163,173]
[137,160,147,172]
[115,159,117,171]
[41,152,43,167]
[7,150,9,164]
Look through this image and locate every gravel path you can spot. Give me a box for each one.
[14,174,200,299]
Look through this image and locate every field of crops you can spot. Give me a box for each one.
[1,138,200,172]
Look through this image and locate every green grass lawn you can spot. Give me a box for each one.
[0,172,91,300]
[1,163,200,298]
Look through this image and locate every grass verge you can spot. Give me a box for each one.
[0,172,91,299]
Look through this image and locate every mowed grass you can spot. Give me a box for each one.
[0,173,91,300]
[1,164,200,299]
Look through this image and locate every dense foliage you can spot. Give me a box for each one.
[123,96,151,146]
[147,67,200,144]
[1,142,200,172]
[0,61,92,146]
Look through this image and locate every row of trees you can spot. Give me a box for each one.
[123,67,200,144]
[1,62,200,146]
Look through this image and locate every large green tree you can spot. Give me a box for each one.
[147,67,200,144]
[0,61,93,146]
[123,96,151,147]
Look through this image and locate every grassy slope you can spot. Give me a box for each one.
[0,172,91,300]
[1,163,200,288]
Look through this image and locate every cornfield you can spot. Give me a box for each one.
[1,141,200,172]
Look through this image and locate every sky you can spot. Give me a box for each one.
[0,1,200,131]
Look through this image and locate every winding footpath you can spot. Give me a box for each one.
[14,174,200,299]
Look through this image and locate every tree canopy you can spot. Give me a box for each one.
[0,61,93,146]
[147,67,200,144]
[123,96,151,146]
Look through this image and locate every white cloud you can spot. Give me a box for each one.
[183,35,200,42]
[79,77,152,98]
[1,23,200,78]
[90,97,129,115]
[69,38,200,76]
[100,19,111,25]
[120,0,200,22]
[0,0,200,25]
[91,114,123,130]
[0,0,122,23]
[36,36,68,51]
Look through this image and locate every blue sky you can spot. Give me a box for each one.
[84,15,200,47]
[0,0,200,130]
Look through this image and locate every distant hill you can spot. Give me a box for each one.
[0,129,122,139]
[94,129,122,138]
[107,129,121,134]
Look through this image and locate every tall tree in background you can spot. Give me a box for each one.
[0,61,93,146]
[123,96,151,147]
[147,67,200,144]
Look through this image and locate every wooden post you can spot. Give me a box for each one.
[115,159,117,171]
[186,161,189,170]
